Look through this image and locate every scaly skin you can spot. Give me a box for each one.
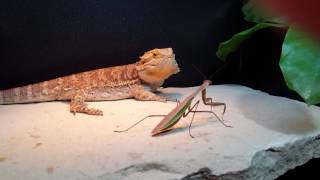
[0,48,180,115]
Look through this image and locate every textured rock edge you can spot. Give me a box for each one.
[182,134,320,180]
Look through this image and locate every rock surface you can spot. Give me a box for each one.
[0,85,319,180]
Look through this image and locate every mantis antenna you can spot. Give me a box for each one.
[191,62,228,81]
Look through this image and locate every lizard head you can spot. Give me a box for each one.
[136,48,180,89]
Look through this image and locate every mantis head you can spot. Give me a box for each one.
[203,80,212,86]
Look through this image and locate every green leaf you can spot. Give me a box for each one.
[280,27,320,105]
[242,0,286,24]
[217,23,283,61]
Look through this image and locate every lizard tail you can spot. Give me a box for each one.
[0,82,54,105]
[0,85,35,104]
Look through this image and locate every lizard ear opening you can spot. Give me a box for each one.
[140,54,152,61]
[136,58,148,70]
[136,57,149,71]
[137,49,156,69]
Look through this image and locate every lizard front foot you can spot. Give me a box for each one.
[156,96,167,102]
[131,86,168,102]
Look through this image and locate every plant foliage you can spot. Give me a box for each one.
[280,28,320,104]
[216,1,320,105]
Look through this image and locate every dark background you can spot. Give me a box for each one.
[0,0,244,89]
[0,0,318,178]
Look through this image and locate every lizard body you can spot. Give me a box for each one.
[0,48,180,115]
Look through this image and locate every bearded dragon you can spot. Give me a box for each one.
[0,48,180,115]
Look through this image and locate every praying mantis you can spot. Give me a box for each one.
[114,79,231,138]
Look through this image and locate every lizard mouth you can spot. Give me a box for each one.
[145,56,179,73]
[153,57,179,77]
[136,48,180,85]
[166,56,180,74]
[138,57,180,85]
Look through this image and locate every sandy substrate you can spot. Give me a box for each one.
[0,85,320,180]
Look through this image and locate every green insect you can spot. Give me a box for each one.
[114,79,231,137]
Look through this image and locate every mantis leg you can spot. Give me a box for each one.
[114,115,166,133]
[115,100,179,133]
[182,100,200,138]
[188,110,232,128]
[202,89,226,115]
[183,99,231,138]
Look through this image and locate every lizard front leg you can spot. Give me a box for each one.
[70,90,103,116]
[130,85,166,102]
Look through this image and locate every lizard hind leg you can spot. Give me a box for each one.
[70,91,103,116]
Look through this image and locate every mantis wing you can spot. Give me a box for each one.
[151,98,193,136]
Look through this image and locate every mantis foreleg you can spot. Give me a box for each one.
[202,89,226,115]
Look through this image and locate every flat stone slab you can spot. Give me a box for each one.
[0,85,319,180]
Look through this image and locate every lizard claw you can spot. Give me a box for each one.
[87,108,104,116]
[158,96,167,102]
[165,97,179,103]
